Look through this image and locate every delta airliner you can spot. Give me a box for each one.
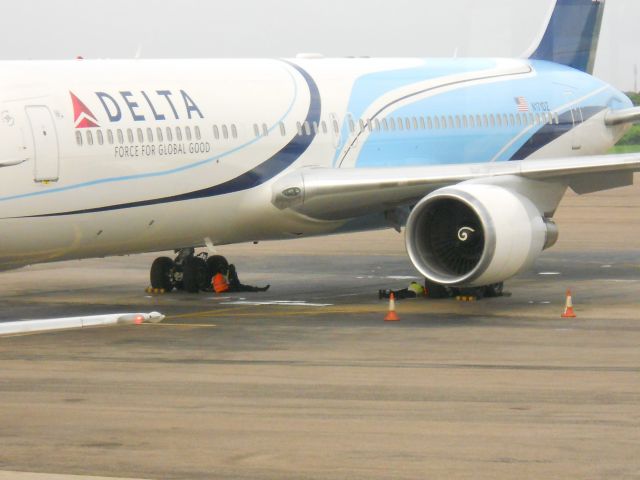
[0,0,638,294]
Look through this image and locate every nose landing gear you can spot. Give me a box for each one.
[150,248,229,293]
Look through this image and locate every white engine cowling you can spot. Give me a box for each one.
[405,184,558,287]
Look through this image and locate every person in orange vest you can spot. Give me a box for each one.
[212,264,269,293]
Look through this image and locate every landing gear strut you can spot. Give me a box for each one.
[149,249,229,293]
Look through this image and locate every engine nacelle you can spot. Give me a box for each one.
[405,184,558,287]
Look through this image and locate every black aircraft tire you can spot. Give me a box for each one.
[150,257,175,292]
[424,280,449,299]
[183,256,209,293]
[207,255,229,277]
[484,282,504,298]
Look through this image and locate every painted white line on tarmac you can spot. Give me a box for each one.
[220,300,333,307]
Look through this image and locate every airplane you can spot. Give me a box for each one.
[0,0,638,297]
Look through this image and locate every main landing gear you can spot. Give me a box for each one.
[150,248,230,293]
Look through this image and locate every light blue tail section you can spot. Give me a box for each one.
[529,0,605,74]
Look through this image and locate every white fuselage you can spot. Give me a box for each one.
[0,58,630,270]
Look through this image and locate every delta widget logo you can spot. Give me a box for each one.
[70,92,100,128]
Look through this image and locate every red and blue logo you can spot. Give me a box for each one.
[70,91,100,129]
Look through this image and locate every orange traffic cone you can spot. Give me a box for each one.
[561,289,577,318]
[384,292,400,322]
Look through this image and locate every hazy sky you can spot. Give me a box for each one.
[1,0,638,90]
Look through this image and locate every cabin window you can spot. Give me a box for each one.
[166,127,173,142]
[455,115,461,129]
[221,125,228,140]
[117,129,124,144]
[253,124,260,137]
[136,128,143,143]
[397,118,404,131]
[126,129,134,143]
[280,122,287,136]
[96,130,104,145]
[75,131,83,146]
[156,128,163,142]
[434,116,440,129]
[462,115,468,128]
[332,119,340,134]
[388,118,396,131]
[303,121,311,136]
[348,116,355,133]
[185,126,192,141]
[373,118,381,132]
[321,121,328,134]
[495,114,502,128]
[441,116,448,128]
[427,117,433,129]
[176,126,183,141]
[231,124,238,139]
[313,121,319,135]
[86,130,94,145]
[489,115,495,128]
[195,126,201,140]
[381,118,389,131]
[146,128,153,142]
[419,117,426,129]
[107,130,114,145]
[296,122,303,136]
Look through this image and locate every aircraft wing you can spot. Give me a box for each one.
[272,153,640,220]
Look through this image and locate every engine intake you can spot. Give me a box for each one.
[405,184,558,287]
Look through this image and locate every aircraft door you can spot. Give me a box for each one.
[26,106,60,182]
[570,105,584,151]
[564,90,583,152]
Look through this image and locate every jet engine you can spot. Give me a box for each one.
[405,184,558,287]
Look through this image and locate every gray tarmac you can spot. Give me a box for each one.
[0,182,639,480]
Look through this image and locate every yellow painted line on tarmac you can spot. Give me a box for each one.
[173,306,385,320]
[163,301,446,323]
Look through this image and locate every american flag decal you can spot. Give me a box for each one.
[515,96,529,112]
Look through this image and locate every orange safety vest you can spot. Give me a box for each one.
[212,273,229,293]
